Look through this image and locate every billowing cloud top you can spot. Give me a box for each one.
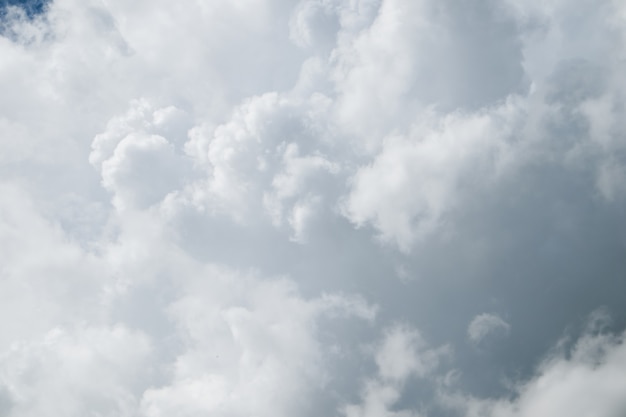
[1,0,626,416]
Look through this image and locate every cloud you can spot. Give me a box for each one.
[444,324,626,417]
[0,177,379,417]
[342,103,521,251]
[467,313,511,345]
[1,0,626,416]
[140,267,377,417]
[90,99,191,211]
[342,324,450,417]
[0,324,153,417]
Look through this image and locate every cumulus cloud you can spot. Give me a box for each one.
[1,0,626,416]
[90,99,191,211]
[342,103,521,250]
[140,267,377,417]
[0,176,378,416]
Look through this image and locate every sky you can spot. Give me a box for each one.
[0,0,625,416]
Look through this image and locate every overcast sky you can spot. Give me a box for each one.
[1,0,626,416]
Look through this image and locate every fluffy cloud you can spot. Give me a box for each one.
[342,103,521,251]
[90,99,190,211]
[1,0,625,416]
[140,267,376,417]
[0,176,378,417]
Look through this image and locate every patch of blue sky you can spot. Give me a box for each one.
[1,0,50,19]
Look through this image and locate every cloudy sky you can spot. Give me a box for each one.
[1,0,626,415]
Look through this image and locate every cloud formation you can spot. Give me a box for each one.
[1,0,625,416]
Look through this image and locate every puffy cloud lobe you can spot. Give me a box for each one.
[185,93,303,217]
[182,92,343,243]
[100,133,184,210]
[90,99,191,211]
[342,103,520,251]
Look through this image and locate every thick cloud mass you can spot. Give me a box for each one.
[1,0,625,416]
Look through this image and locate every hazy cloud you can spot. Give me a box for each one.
[467,313,511,345]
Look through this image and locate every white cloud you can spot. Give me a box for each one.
[343,324,449,417]
[0,325,153,417]
[100,133,184,210]
[2,0,626,416]
[342,102,521,251]
[89,99,192,211]
[138,264,379,417]
[375,324,445,382]
[0,184,107,346]
[0,180,379,416]
[445,327,626,417]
